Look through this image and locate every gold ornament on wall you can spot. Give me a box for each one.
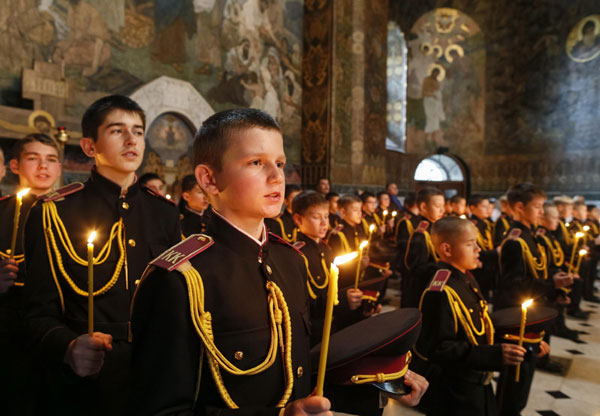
[566,15,600,63]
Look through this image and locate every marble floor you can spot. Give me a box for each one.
[347,279,600,416]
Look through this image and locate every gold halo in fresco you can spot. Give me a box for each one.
[445,44,464,63]
[27,110,56,133]
[566,15,600,63]
[427,63,446,82]
[432,44,444,58]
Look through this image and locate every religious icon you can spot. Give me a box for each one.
[27,110,55,134]
[566,15,600,63]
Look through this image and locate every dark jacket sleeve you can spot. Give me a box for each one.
[129,268,280,416]
[418,291,504,372]
[24,202,79,366]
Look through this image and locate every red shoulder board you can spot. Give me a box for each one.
[508,228,522,240]
[428,269,452,292]
[415,220,430,233]
[293,241,306,250]
[330,224,344,235]
[150,234,214,271]
[268,232,303,256]
[143,185,176,205]
[535,228,546,237]
[40,182,84,202]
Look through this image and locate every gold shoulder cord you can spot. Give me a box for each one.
[418,286,494,347]
[539,234,564,267]
[394,217,415,240]
[559,222,573,246]
[500,236,547,280]
[275,218,297,243]
[373,213,382,227]
[302,254,330,300]
[404,230,439,269]
[180,263,294,409]
[41,201,126,311]
[476,228,494,251]
[336,231,351,253]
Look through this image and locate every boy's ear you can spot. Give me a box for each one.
[438,242,452,258]
[292,213,303,228]
[512,201,524,215]
[181,191,190,203]
[418,201,427,214]
[195,164,218,196]
[9,158,19,175]
[80,137,97,158]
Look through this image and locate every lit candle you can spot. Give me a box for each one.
[367,223,376,245]
[165,194,172,200]
[392,211,398,219]
[515,298,533,382]
[382,210,388,224]
[87,231,96,337]
[9,188,30,258]
[574,249,588,275]
[354,240,369,289]
[316,251,358,396]
[460,214,467,219]
[568,232,585,274]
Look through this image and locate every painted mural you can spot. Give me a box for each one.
[405,8,484,156]
[566,15,600,63]
[0,0,304,167]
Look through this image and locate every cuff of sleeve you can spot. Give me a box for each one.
[41,325,79,365]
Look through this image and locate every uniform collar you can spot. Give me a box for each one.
[89,167,140,199]
[185,206,205,217]
[513,220,534,235]
[210,208,267,247]
[297,231,320,248]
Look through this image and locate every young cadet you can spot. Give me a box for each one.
[129,109,330,415]
[266,184,302,242]
[401,187,445,308]
[585,204,600,302]
[376,191,391,216]
[316,177,330,195]
[495,183,571,416]
[361,191,383,229]
[325,191,340,229]
[447,195,466,217]
[493,195,513,247]
[291,191,362,347]
[139,172,166,196]
[179,174,211,237]
[468,195,498,300]
[415,217,525,416]
[24,95,181,415]
[0,134,62,415]
[571,200,597,303]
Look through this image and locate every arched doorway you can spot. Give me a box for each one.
[413,152,470,198]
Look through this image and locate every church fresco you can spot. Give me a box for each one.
[0,0,304,167]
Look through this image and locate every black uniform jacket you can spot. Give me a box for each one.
[181,206,210,237]
[130,212,312,415]
[496,221,555,310]
[265,210,297,242]
[24,170,181,413]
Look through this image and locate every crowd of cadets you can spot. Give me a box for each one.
[0,95,597,416]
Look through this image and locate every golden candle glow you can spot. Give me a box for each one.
[87,231,96,337]
[460,214,467,219]
[516,299,533,382]
[392,211,398,218]
[568,232,585,274]
[166,194,172,200]
[354,240,369,289]
[583,225,590,232]
[575,249,588,275]
[9,188,30,258]
[316,252,358,396]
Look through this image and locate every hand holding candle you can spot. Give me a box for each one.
[354,240,368,289]
[9,188,30,258]
[315,252,358,396]
[515,298,533,382]
[574,249,587,275]
[567,232,585,274]
[87,231,96,337]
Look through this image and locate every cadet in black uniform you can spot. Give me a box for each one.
[400,187,445,308]
[0,134,63,415]
[266,184,301,242]
[361,191,383,230]
[468,195,498,301]
[585,204,600,302]
[138,172,167,196]
[493,195,513,247]
[572,200,597,302]
[130,109,330,415]
[415,217,525,416]
[495,183,571,416]
[447,195,466,217]
[24,96,181,415]
[179,174,211,236]
[325,191,340,230]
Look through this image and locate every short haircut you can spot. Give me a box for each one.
[416,187,443,205]
[431,216,474,246]
[318,178,329,183]
[325,191,339,201]
[404,191,417,208]
[193,108,280,172]
[553,195,573,206]
[139,172,164,187]
[12,133,59,161]
[285,184,302,199]
[377,191,390,200]
[181,174,199,193]
[385,182,396,189]
[449,195,465,204]
[338,194,362,210]
[468,194,488,207]
[292,191,328,216]
[360,191,376,203]
[543,202,558,215]
[506,183,546,207]
[587,204,598,212]
[573,200,587,209]
[82,95,146,141]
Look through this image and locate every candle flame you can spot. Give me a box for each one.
[565,222,570,227]
[575,232,584,238]
[359,240,368,250]
[460,215,467,219]
[87,231,97,244]
[579,249,588,256]
[583,225,590,232]
[369,224,376,232]
[392,211,398,217]
[166,194,172,200]
[17,188,31,198]
[334,251,358,266]
[522,299,533,309]
[383,210,388,216]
